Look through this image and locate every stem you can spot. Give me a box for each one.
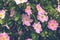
[31,14,38,22]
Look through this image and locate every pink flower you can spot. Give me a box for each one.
[32,22,42,33]
[0,32,10,40]
[56,0,60,12]
[18,29,23,36]
[0,10,5,19]
[10,9,15,17]
[48,20,58,31]
[14,0,28,5]
[25,5,32,15]
[22,14,33,26]
[36,4,47,15]
[26,38,32,40]
[37,14,48,22]
[56,5,60,12]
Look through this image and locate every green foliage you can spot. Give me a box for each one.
[0,0,60,40]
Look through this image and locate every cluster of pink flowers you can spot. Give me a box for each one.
[36,4,48,22]
[22,3,59,33]
[0,3,59,34]
[0,32,10,40]
[0,1,59,40]
[25,5,32,15]
[36,4,47,15]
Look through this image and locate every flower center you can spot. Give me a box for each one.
[36,25,39,29]
[1,36,6,40]
[51,24,54,27]
[41,15,44,19]
[0,13,2,17]
[25,18,29,21]
[19,0,23,2]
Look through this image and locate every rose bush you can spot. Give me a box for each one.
[0,0,60,40]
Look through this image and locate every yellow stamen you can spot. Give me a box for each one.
[41,15,44,19]
[36,25,39,29]
[51,24,54,27]
[2,36,6,40]
[0,13,3,17]
[25,18,29,21]
[19,0,23,2]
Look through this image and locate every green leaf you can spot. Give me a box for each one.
[14,12,20,21]
[0,19,4,24]
[31,32,39,40]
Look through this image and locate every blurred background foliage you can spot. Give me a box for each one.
[0,0,60,40]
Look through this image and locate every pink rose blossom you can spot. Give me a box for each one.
[48,20,58,31]
[18,29,23,36]
[22,14,33,26]
[32,22,42,33]
[26,38,32,40]
[0,32,10,40]
[0,10,5,19]
[25,5,32,15]
[10,9,15,17]
[37,14,48,22]
[56,0,60,12]
[36,4,47,15]
[56,5,60,12]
